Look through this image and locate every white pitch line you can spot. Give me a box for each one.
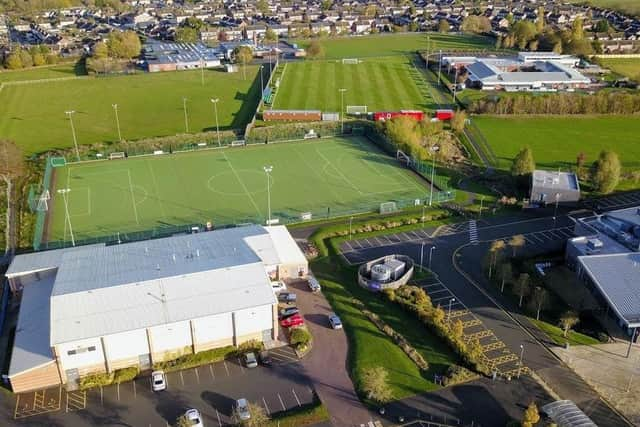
[127,170,140,225]
[222,152,263,219]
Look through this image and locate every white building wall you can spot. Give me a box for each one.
[192,313,233,344]
[148,320,192,355]
[234,304,273,337]
[103,329,150,364]
[57,337,105,372]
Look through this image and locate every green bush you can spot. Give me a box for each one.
[235,339,264,355]
[442,364,479,386]
[79,372,114,390]
[153,345,237,372]
[113,367,139,384]
[290,328,312,349]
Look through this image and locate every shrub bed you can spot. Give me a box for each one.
[153,340,263,372]
[383,286,489,375]
[79,367,140,390]
[290,327,312,353]
[442,364,480,386]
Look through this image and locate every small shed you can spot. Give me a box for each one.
[530,170,581,205]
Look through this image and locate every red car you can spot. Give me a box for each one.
[280,313,304,328]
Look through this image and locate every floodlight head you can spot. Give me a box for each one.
[211,98,219,103]
[112,104,118,109]
[263,166,273,173]
[338,88,347,92]
[65,110,75,115]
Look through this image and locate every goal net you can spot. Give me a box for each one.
[342,58,360,64]
[109,152,126,160]
[396,150,413,167]
[351,126,365,135]
[36,190,50,212]
[380,202,398,214]
[231,140,246,147]
[346,105,367,115]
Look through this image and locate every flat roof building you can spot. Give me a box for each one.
[5,225,308,393]
[530,170,581,205]
[143,39,222,73]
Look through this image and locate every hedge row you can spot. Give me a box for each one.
[383,286,489,375]
[360,305,429,371]
[79,366,140,390]
[153,340,263,373]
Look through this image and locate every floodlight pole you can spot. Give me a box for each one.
[448,298,455,322]
[426,34,430,69]
[453,67,459,103]
[112,104,122,142]
[438,49,442,86]
[518,344,525,378]
[260,65,264,94]
[479,196,485,218]
[553,192,560,229]
[429,146,438,206]
[264,166,273,225]
[65,110,80,162]
[338,88,347,134]
[429,246,436,271]
[211,98,221,146]
[183,97,190,133]
[58,188,75,246]
[419,242,426,272]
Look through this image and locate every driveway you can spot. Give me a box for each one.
[287,278,379,427]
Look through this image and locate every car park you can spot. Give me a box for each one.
[278,292,297,304]
[328,313,343,330]
[234,398,251,421]
[280,313,304,328]
[278,307,299,319]
[183,408,204,427]
[151,370,167,392]
[244,352,258,368]
[259,350,273,366]
[307,275,321,292]
[271,281,287,293]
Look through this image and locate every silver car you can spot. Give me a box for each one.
[329,313,343,330]
[244,352,258,368]
[151,370,166,392]
[235,398,251,421]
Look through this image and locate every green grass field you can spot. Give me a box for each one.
[46,136,429,243]
[530,319,600,346]
[0,62,85,83]
[0,67,261,154]
[273,56,433,111]
[294,33,494,59]
[473,115,640,171]
[600,57,640,80]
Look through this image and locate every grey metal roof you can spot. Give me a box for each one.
[541,400,597,427]
[9,273,55,377]
[606,206,640,228]
[578,252,640,327]
[532,170,580,191]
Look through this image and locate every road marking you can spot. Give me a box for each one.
[117,383,120,401]
[224,361,230,376]
[133,380,136,399]
[180,371,185,386]
[292,389,301,407]
[209,364,215,380]
[194,367,200,384]
[238,357,245,374]
[262,396,271,414]
[277,393,286,411]
[216,409,222,426]
[100,386,103,406]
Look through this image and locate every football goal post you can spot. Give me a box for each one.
[342,58,360,64]
[346,105,367,116]
[36,190,50,212]
[380,202,398,214]
[109,152,126,160]
[396,150,413,167]
[50,156,66,167]
[231,140,246,147]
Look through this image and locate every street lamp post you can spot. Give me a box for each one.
[518,344,525,378]
[210,98,221,146]
[452,67,459,103]
[260,65,264,94]
[437,49,442,85]
[65,110,80,162]
[422,203,426,226]
[448,298,455,321]
[429,246,436,271]
[429,146,439,206]
[349,216,354,240]
[553,193,560,229]
[339,88,347,134]
[57,188,75,246]
[112,104,122,142]
[183,97,190,133]
[419,242,426,272]
[479,196,485,218]
[263,166,273,225]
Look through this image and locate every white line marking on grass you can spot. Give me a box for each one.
[315,147,363,195]
[269,62,287,108]
[222,152,263,219]
[127,170,140,225]
[145,159,168,221]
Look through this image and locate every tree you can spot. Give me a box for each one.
[233,45,253,80]
[522,401,541,427]
[511,146,535,177]
[594,19,609,33]
[241,402,270,426]
[264,28,277,44]
[93,41,109,59]
[559,310,579,337]
[305,39,324,59]
[321,0,332,11]
[511,20,538,50]
[592,150,621,194]
[4,51,23,69]
[175,26,199,43]
[0,140,25,254]
[508,234,526,257]
[256,0,269,15]
[19,49,33,67]
[461,15,491,34]
[571,17,584,41]
[536,7,545,33]
[438,19,450,33]
[497,261,513,293]
[449,110,466,134]
[514,273,530,307]
[451,319,464,340]
[530,286,547,320]
[108,30,141,58]
[487,240,506,278]
[360,366,392,404]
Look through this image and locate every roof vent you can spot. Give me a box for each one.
[196,249,200,257]
[156,264,160,270]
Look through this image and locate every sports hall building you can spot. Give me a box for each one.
[5,225,307,393]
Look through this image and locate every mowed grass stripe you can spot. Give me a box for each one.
[368,62,386,109]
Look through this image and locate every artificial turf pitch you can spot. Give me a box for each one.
[46,136,429,243]
[273,56,432,112]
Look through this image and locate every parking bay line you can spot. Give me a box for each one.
[180,371,185,386]
[194,367,200,384]
[277,393,286,411]
[292,389,301,407]
[216,409,222,426]
[262,396,271,414]
[209,364,215,380]
[224,361,230,376]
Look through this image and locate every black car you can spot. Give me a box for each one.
[277,292,297,304]
[278,307,299,319]
[259,351,273,366]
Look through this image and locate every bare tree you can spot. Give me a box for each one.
[514,273,530,307]
[487,239,506,278]
[508,234,526,257]
[530,286,548,320]
[0,140,25,255]
[559,310,579,338]
[497,261,513,293]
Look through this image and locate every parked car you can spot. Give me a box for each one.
[259,350,273,366]
[151,370,167,392]
[271,281,287,293]
[183,408,204,427]
[278,292,297,304]
[244,352,258,368]
[307,275,321,293]
[328,313,343,330]
[278,307,299,319]
[280,313,304,328]
[235,398,251,421]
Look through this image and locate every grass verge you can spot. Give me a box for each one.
[267,399,330,427]
[530,318,601,347]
